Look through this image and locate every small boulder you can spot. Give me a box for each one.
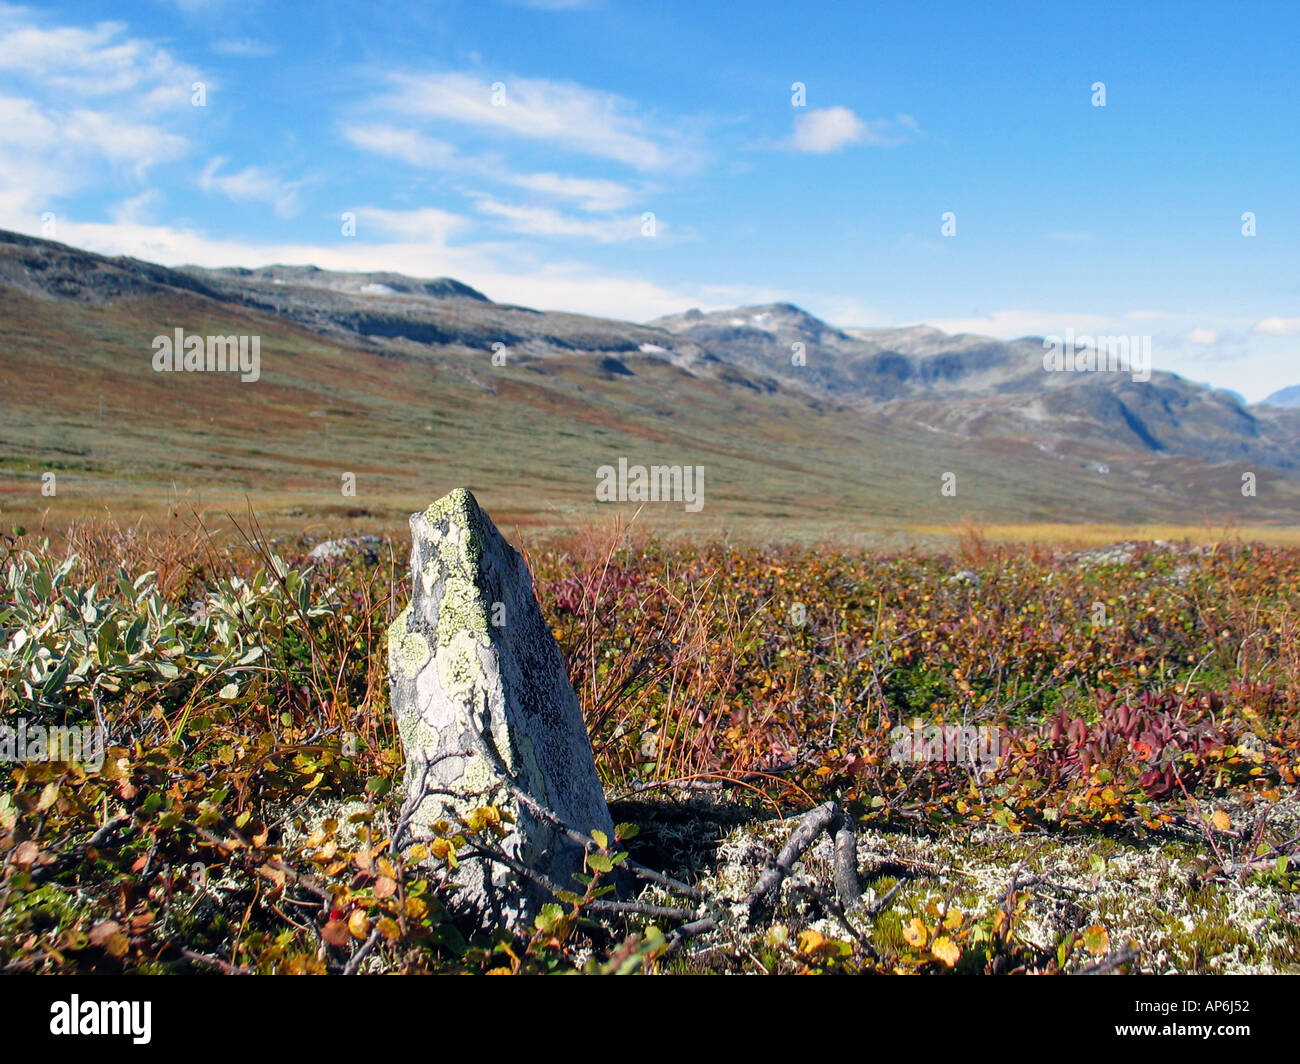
[307,535,382,565]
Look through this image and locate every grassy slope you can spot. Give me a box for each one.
[3,285,1300,543]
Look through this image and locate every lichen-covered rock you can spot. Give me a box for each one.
[388,488,614,924]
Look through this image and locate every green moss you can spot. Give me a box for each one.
[0,883,85,938]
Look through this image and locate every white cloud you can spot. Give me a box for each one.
[473,196,660,241]
[502,172,634,212]
[1185,327,1219,344]
[343,121,641,213]
[0,7,200,107]
[785,107,915,153]
[341,124,460,169]
[789,107,866,153]
[356,206,471,244]
[68,110,187,174]
[375,71,687,171]
[199,158,304,218]
[0,93,187,215]
[929,308,1119,339]
[211,37,275,58]
[1253,316,1300,336]
[473,198,651,242]
[0,8,197,217]
[110,190,158,225]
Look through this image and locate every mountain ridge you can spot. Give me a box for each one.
[2,228,1297,533]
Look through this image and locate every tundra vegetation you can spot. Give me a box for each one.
[1,516,1298,974]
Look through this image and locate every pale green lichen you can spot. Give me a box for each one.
[388,604,430,677]
[436,573,491,645]
[437,629,489,702]
[422,488,487,571]
[459,753,493,793]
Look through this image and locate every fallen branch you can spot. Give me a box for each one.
[28,813,133,884]
[1076,947,1139,975]
[746,801,860,920]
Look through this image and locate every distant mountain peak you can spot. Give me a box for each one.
[1262,384,1300,408]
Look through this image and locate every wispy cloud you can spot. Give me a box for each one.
[501,172,635,212]
[341,120,645,212]
[199,158,305,218]
[0,6,196,220]
[341,123,460,169]
[0,5,200,107]
[373,71,691,171]
[211,37,275,58]
[929,308,1120,339]
[0,93,187,216]
[356,206,471,243]
[473,198,654,242]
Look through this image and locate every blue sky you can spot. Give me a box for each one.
[2,0,1298,400]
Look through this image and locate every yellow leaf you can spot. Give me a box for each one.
[931,936,960,967]
[902,918,928,948]
[37,782,59,812]
[943,908,963,930]
[797,929,825,954]
[1083,924,1110,956]
[348,909,371,940]
[1211,810,1232,832]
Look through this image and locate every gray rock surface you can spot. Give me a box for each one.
[307,535,382,564]
[387,489,614,924]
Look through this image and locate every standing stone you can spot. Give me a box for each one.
[388,489,615,925]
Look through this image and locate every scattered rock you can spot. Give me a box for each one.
[1071,542,1140,568]
[307,536,383,565]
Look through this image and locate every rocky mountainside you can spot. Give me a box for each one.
[182,261,713,368]
[651,302,1300,472]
